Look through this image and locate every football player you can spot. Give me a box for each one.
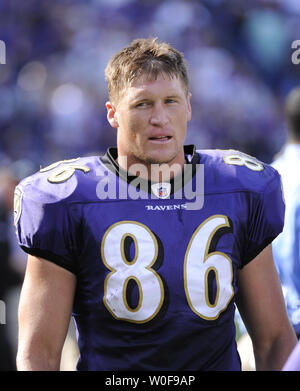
[272,87,300,340]
[15,38,297,371]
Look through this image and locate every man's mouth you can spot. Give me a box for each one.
[149,136,172,143]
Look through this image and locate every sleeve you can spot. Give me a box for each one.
[242,168,285,266]
[14,175,79,275]
[282,340,300,371]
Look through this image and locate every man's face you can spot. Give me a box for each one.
[106,73,192,170]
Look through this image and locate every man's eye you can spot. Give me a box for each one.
[165,99,176,104]
[135,102,149,108]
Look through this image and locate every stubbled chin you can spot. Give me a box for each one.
[141,147,183,166]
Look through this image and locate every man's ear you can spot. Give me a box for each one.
[105,101,119,128]
[187,92,192,122]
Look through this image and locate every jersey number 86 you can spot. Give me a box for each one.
[101,215,234,324]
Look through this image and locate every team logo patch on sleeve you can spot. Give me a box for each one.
[13,186,23,226]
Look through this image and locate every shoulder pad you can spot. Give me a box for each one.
[16,156,101,206]
[198,149,279,194]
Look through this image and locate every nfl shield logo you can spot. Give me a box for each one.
[151,182,171,199]
[158,186,168,198]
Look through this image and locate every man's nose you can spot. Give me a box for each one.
[149,102,169,126]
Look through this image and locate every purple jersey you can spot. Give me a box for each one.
[14,145,284,370]
[282,341,300,371]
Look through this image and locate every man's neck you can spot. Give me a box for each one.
[117,154,185,183]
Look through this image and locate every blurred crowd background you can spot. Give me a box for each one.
[1,0,300,370]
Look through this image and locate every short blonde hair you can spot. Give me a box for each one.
[105,37,189,104]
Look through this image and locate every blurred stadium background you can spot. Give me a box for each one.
[0,0,300,371]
